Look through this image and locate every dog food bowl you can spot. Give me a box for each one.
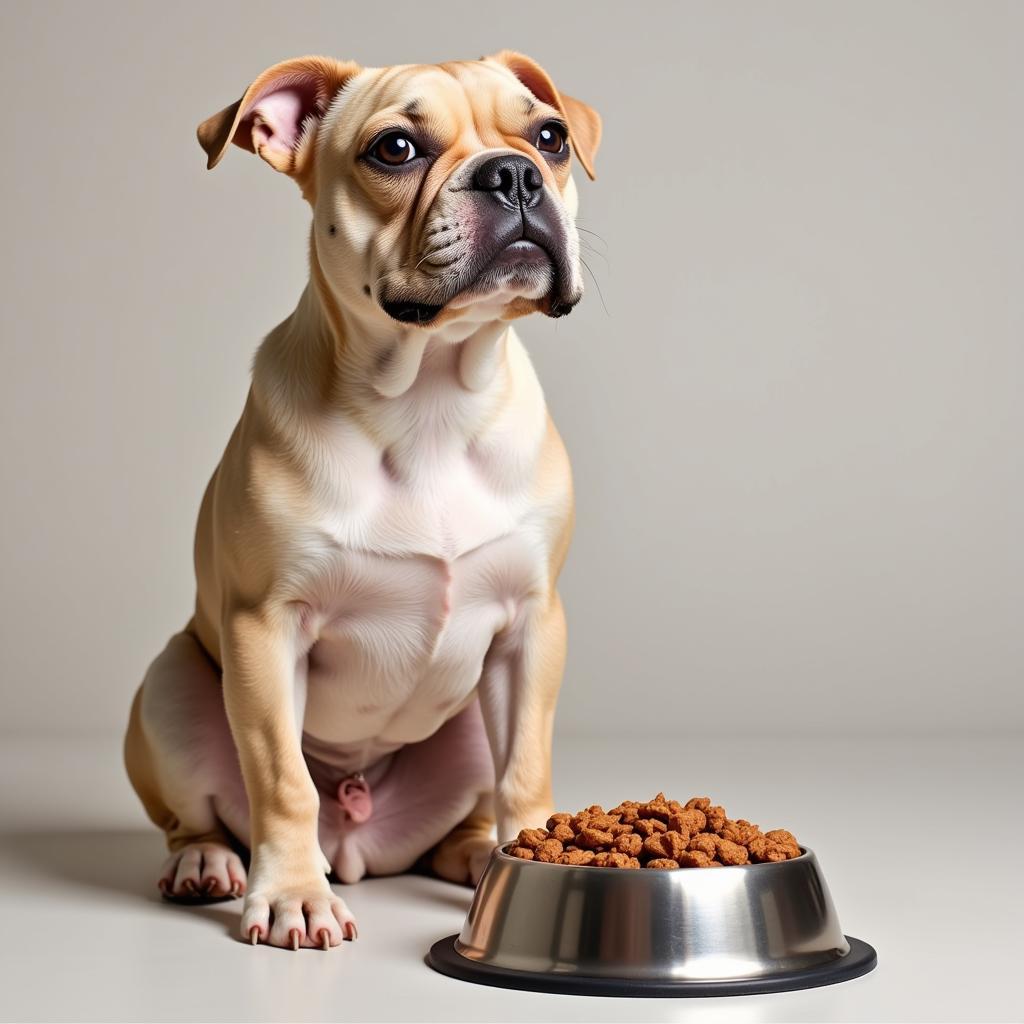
[427,845,876,997]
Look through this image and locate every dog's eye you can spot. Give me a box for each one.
[371,132,418,166]
[536,122,567,155]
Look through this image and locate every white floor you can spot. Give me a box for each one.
[0,734,1019,1023]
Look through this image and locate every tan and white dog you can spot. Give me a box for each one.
[123,51,600,950]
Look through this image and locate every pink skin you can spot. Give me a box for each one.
[336,776,373,823]
[144,630,494,942]
[241,85,310,165]
[314,705,494,885]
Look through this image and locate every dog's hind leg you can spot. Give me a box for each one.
[327,698,495,886]
[124,627,251,901]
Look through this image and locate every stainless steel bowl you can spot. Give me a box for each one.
[427,845,876,997]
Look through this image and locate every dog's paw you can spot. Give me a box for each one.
[158,842,246,902]
[241,876,356,950]
[432,827,496,887]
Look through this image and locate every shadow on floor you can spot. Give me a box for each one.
[0,827,474,929]
[0,829,240,938]
[1,828,164,899]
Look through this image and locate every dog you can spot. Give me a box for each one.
[124,51,600,950]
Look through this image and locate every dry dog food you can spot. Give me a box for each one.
[507,794,801,869]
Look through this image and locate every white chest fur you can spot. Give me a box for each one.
[276,330,554,761]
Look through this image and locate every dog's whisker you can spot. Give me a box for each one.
[576,225,610,253]
[370,248,463,293]
[369,265,415,291]
[580,256,610,317]
[578,240,609,269]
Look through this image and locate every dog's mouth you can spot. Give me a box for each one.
[380,233,574,327]
[380,299,446,324]
[488,239,551,270]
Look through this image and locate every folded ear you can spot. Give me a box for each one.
[487,50,602,181]
[197,56,360,174]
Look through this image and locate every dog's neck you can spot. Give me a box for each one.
[333,301,510,401]
[252,277,523,457]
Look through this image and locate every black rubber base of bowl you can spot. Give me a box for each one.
[426,935,877,998]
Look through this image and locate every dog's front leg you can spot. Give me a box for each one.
[222,605,355,949]
[478,592,567,844]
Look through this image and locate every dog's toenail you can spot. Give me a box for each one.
[249,926,260,945]
[319,929,331,951]
[344,921,357,941]
[290,929,301,951]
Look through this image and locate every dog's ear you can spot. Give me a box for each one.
[487,51,602,181]
[197,56,360,174]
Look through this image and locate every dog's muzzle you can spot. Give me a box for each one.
[381,153,580,325]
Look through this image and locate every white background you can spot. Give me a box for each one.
[1,3,1021,1022]
[2,0,1021,739]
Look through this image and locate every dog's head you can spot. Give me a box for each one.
[199,54,601,332]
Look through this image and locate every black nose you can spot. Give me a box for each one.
[472,154,544,210]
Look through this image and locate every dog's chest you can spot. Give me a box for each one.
[297,411,547,751]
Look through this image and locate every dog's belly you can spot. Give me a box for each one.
[300,530,540,765]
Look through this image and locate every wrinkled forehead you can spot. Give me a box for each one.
[322,61,560,152]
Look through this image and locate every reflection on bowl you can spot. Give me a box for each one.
[427,845,877,997]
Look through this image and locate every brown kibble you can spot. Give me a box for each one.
[639,797,673,822]
[643,830,688,861]
[614,833,643,857]
[678,849,714,868]
[516,828,548,850]
[549,822,575,843]
[592,851,634,868]
[765,829,801,859]
[576,827,615,849]
[665,831,689,860]
[714,838,749,865]
[718,819,761,846]
[633,818,669,838]
[749,829,801,863]
[558,849,596,866]
[507,797,800,872]
[765,829,800,849]
[705,805,727,831]
[688,833,718,857]
[641,833,664,859]
[747,834,768,859]
[534,838,564,863]
[668,808,707,836]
